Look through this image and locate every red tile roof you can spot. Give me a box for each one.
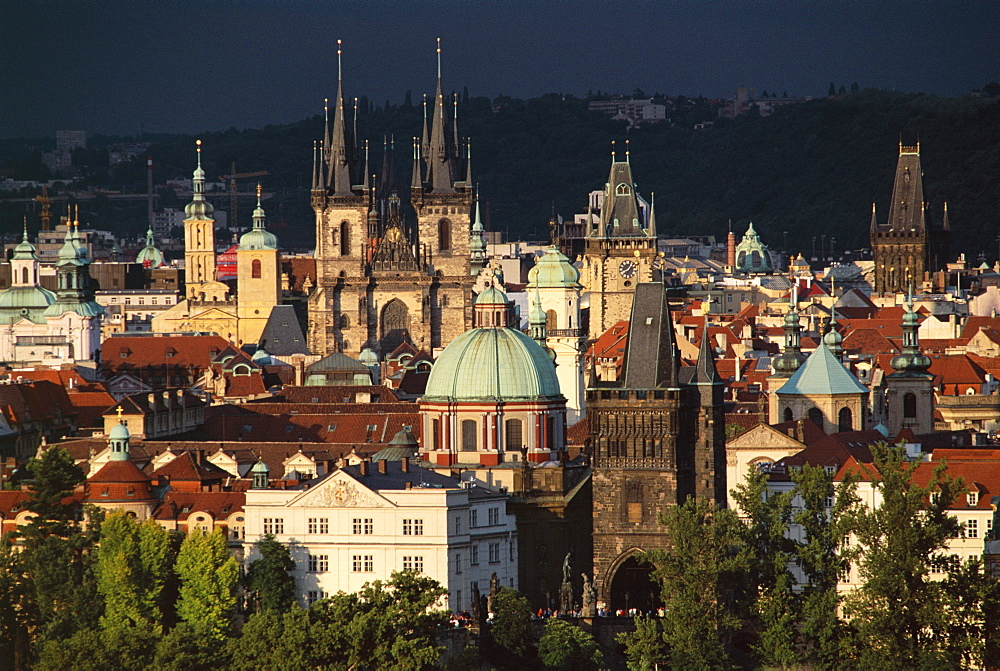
[153,491,245,521]
[101,334,231,372]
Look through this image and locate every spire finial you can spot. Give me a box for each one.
[196,139,202,168]
[611,140,616,161]
[625,139,630,162]
[337,39,343,83]
[436,37,442,80]
[256,183,262,206]
[22,216,28,241]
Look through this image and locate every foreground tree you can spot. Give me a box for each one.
[791,463,859,667]
[643,498,748,670]
[486,586,533,667]
[174,529,238,640]
[731,465,798,667]
[844,443,965,668]
[96,512,173,631]
[618,614,668,671]
[537,619,603,671]
[244,534,296,614]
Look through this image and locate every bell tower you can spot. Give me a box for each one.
[582,143,658,341]
[885,291,935,435]
[871,143,929,294]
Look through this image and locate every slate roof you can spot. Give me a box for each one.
[340,460,461,490]
[307,352,370,373]
[258,305,310,355]
[777,341,868,396]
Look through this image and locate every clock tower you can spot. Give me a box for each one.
[582,144,658,341]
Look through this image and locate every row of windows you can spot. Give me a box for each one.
[306,554,425,574]
[468,543,503,565]
[266,517,427,536]
[430,417,556,452]
[335,219,454,255]
[468,508,501,528]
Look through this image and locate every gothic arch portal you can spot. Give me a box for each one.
[602,548,660,612]
[380,298,410,354]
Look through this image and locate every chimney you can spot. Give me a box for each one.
[196,449,205,465]
[401,457,410,473]
[377,459,387,474]
[359,459,369,476]
[405,480,413,490]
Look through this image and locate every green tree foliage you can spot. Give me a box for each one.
[34,626,159,671]
[536,618,603,671]
[791,463,859,667]
[618,614,668,671]
[643,498,748,670]
[486,586,533,667]
[174,529,238,640]
[153,621,229,671]
[22,447,85,537]
[244,533,296,614]
[96,512,173,631]
[844,443,966,668]
[226,608,315,669]
[731,465,798,667]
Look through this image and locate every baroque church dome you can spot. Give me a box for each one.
[527,245,582,289]
[423,288,561,401]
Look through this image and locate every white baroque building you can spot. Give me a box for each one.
[243,457,518,611]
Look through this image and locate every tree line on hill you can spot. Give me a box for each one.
[2,88,1000,263]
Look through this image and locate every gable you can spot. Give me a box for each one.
[727,422,806,449]
[287,471,393,509]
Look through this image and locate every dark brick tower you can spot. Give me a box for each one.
[587,283,725,611]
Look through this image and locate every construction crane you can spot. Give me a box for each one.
[219,162,268,229]
[34,185,52,231]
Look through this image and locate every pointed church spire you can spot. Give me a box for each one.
[869,202,878,234]
[529,286,547,348]
[942,201,950,231]
[647,192,657,237]
[311,140,319,190]
[622,283,678,389]
[426,37,455,193]
[362,139,370,191]
[693,318,721,386]
[470,189,486,275]
[328,39,354,196]
[323,98,331,162]
[410,136,423,190]
[464,138,473,184]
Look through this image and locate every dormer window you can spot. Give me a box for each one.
[616,183,631,196]
[968,490,979,507]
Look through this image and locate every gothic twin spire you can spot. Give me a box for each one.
[314,38,470,198]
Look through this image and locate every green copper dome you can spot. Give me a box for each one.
[475,286,508,305]
[109,421,130,441]
[238,226,278,250]
[12,228,37,260]
[422,327,561,401]
[777,340,867,396]
[527,245,582,289]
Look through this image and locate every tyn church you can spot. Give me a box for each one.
[307,41,484,358]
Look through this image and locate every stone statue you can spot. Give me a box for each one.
[581,572,597,618]
[488,572,499,613]
[559,552,573,613]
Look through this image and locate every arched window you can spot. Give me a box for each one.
[431,418,440,451]
[546,415,555,448]
[737,251,746,268]
[903,393,917,418]
[838,407,853,432]
[340,221,351,256]
[545,309,557,330]
[807,407,824,428]
[505,418,523,452]
[783,407,793,423]
[251,259,261,279]
[438,219,452,252]
[461,419,477,451]
[616,183,631,196]
[751,250,762,268]
[21,267,28,284]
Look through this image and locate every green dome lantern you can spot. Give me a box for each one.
[527,246,582,289]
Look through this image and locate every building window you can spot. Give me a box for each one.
[838,407,853,432]
[969,491,979,507]
[489,542,501,563]
[252,258,262,279]
[352,555,374,572]
[308,554,329,572]
[808,407,824,428]
[455,516,462,534]
[504,418,523,452]
[461,419,477,451]
[470,509,478,528]
[307,590,328,605]
[488,507,499,526]
[438,219,452,252]
[783,407,793,422]
[353,518,373,535]
[340,221,351,256]
[470,545,479,565]
[308,517,328,534]
[432,418,440,451]
[455,553,462,574]
[263,518,284,535]
[903,392,917,418]
[966,519,979,539]
[402,556,424,573]
[403,519,424,536]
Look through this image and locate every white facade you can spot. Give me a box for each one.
[243,463,518,610]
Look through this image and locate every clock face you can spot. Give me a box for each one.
[618,259,637,279]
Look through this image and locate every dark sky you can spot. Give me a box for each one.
[2,0,996,139]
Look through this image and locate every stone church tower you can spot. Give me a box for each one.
[307,40,475,357]
[582,146,658,341]
[588,283,725,611]
[871,143,949,294]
